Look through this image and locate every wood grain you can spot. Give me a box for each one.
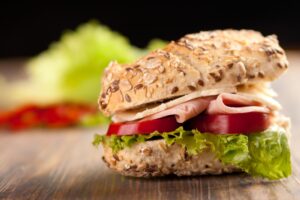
[0,52,300,200]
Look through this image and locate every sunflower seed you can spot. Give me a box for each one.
[143,73,157,85]
[120,79,132,91]
[145,59,161,69]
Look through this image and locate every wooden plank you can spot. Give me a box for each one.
[1,52,300,199]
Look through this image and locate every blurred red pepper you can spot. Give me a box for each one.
[0,103,98,131]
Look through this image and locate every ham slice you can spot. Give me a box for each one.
[143,93,270,123]
[112,87,236,123]
[143,97,214,123]
[207,93,270,114]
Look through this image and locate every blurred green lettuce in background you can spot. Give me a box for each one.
[9,21,167,106]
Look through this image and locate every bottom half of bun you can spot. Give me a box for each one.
[101,139,240,177]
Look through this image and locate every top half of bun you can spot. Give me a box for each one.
[99,29,288,116]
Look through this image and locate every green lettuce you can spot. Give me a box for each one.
[26,21,139,104]
[93,126,291,180]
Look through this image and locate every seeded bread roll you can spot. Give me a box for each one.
[102,139,240,177]
[99,29,288,116]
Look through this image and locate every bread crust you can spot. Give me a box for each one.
[102,139,240,177]
[99,29,288,116]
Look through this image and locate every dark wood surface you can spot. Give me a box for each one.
[0,52,300,200]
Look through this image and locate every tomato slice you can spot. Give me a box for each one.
[106,112,270,136]
[185,112,270,134]
[107,116,180,136]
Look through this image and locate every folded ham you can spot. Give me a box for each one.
[142,97,214,123]
[143,93,270,123]
[207,93,270,115]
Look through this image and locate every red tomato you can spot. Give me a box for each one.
[106,116,181,136]
[186,112,270,134]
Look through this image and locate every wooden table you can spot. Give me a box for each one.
[1,52,300,200]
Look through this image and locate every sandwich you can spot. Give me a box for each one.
[93,29,291,179]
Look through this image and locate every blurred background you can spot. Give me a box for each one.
[0,1,300,130]
[1,1,300,58]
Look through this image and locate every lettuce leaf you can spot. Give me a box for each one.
[246,128,291,179]
[93,126,291,180]
[25,21,139,104]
